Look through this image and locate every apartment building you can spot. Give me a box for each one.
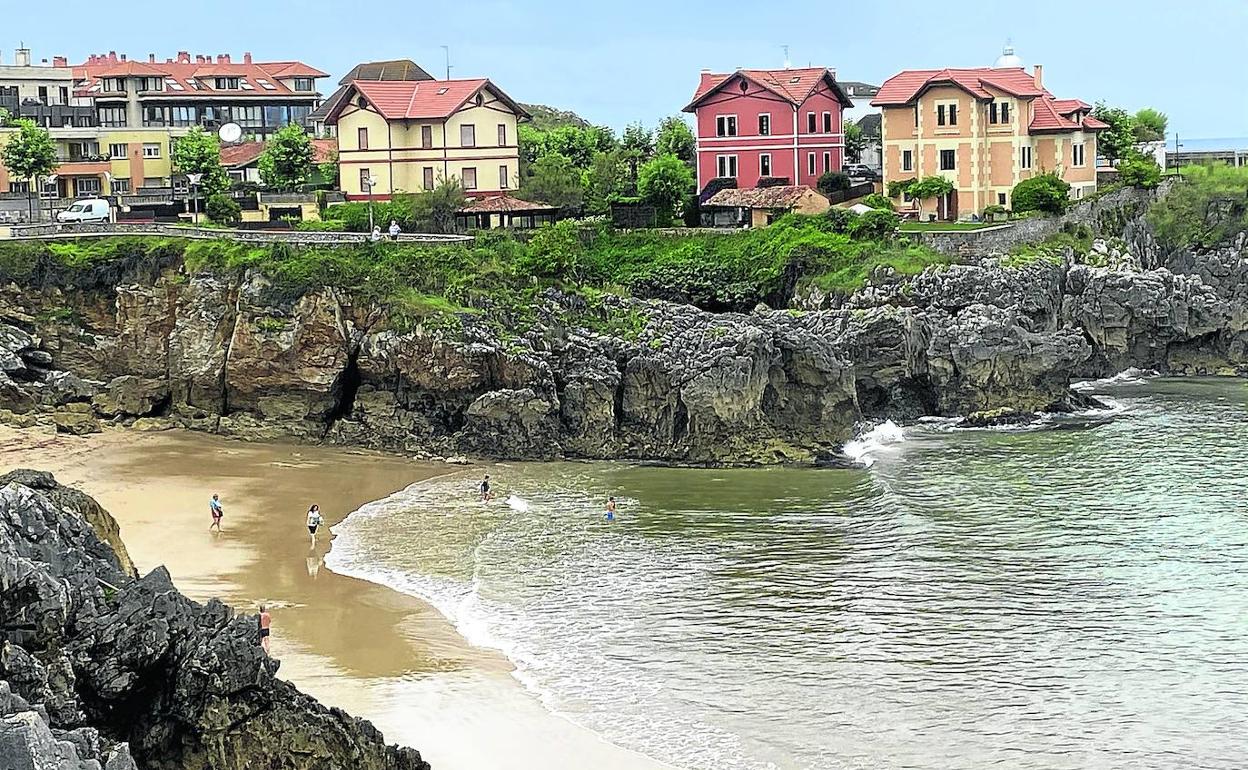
[872,63,1105,218]
[683,67,853,191]
[0,49,326,207]
[326,76,528,200]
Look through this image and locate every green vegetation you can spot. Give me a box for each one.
[817,172,850,196]
[1002,222,1093,267]
[205,194,242,225]
[1091,103,1136,163]
[1011,173,1071,214]
[0,118,56,218]
[1118,154,1162,189]
[898,221,1000,232]
[861,194,893,211]
[1133,108,1168,143]
[258,123,315,191]
[638,154,695,225]
[844,119,866,164]
[321,180,465,234]
[171,127,230,196]
[1146,164,1248,248]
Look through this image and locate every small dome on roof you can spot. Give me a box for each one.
[995,43,1024,68]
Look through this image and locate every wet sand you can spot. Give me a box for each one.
[0,426,677,770]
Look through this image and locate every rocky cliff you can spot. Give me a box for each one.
[0,469,427,770]
[0,188,1244,465]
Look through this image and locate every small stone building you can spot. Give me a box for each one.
[703,185,830,227]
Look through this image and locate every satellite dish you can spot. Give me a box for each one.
[218,122,243,143]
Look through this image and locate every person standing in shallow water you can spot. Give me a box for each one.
[258,605,272,655]
[479,474,492,502]
[209,494,223,532]
[605,496,617,522]
[306,504,323,545]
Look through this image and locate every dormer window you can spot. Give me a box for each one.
[989,100,1010,124]
[789,76,800,84]
[215,77,240,90]
[437,87,449,95]
[293,77,314,92]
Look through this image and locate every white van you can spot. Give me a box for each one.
[57,199,111,223]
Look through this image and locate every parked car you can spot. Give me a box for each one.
[56,199,111,224]
[842,164,880,181]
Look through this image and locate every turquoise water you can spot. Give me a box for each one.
[328,377,1248,769]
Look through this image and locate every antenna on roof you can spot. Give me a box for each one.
[782,44,790,70]
[440,45,451,80]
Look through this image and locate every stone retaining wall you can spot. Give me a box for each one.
[5,222,473,245]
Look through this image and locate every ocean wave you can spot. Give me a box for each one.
[843,420,908,467]
[1072,367,1160,392]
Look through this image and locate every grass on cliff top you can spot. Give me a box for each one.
[898,221,1002,232]
[1147,164,1248,249]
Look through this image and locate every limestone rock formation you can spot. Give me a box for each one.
[0,472,427,770]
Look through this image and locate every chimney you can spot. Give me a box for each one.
[221,54,231,64]
[120,54,127,61]
[148,53,156,63]
[1033,64,1043,89]
[243,52,252,64]
[53,56,67,67]
[196,55,205,64]
[177,50,190,63]
[15,48,31,67]
[108,50,117,63]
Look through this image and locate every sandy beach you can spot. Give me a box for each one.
[0,425,677,770]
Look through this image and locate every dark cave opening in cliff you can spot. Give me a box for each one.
[326,353,362,425]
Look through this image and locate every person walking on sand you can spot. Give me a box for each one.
[478,473,492,502]
[258,605,272,655]
[605,496,617,522]
[306,504,323,545]
[209,494,223,532]
[388,219,401,241]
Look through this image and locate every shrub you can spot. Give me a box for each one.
[756,176,792,188]
[983,204,1007,216]
[1011,173,1071,215]
[638,153,695,226]
[520,219,587,281]
[887,178,916,199]
[1146,164,1248,248]
[862,193,893,211]
[847,209,900,240]
[823,207,858,234]
[204,194,241,225]
[294,220,346,232]
[817,171,851,196]
[1118,154,1162,189]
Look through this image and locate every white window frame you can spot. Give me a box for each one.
[806,112,817,133]
[499,164,509,189]
[716,115,738,138]
[759,153,771,177]
[460,124,476,148]
[937,102,958,127]
[758,113,770,136]
[823,151,832,172]
[497,123,507,146]
[1020,145,1033,169]
[462,167,478,190]
[807,152,816,175]
[716,154,738,178]
[822,111,832,133]
[111,178,131,194]
[141,143,161,159]
[1071,142,1086,167]
[108,143,128,159]
[74,177,101,196]
[422,167,435,191]
[901,149,914,172]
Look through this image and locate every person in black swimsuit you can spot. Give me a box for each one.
[478,474,492,502]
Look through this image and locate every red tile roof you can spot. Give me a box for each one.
[74,53,327,98]
[328,78,528,122]
[686,67,851,110]
[704,185,826,209]
[872,67,1046,105]
[219,139,335,168]
[460,194,557,213]
[1030,96,1107,132]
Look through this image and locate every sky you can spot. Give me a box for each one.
[7,0,1248,139]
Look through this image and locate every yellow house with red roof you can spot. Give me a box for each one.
[326,78,529,200]
[872,63,1105,218]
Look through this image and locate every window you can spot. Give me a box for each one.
[108,143,128,159]
[215,77,240,90]
[716,115,737,137]
[38,86,48,103]
[234,106,262,127]
[170,106,196,126]
[460,124,476,147]
[807,112,816,133]
[497,123,507,146]
[422,167,435,191]
[1071,142,1086,167]
[990,101,1011,125]
[74,177,100,196]
[913,105,919,127]
[499,164,509,189]
[137,77,163,92]
[421,125,433,149]
[808,152,816,175]
[357,127,369,150]
[58,86,69,105]
[264,105,290,127]
[8,181,29,194]
[111,178,131,194]
[758,114,770,136]
[142,143,161,158]
[902,149,914,172]
[101,77,125,93]
[997,192,1007,205]
[937,105,945,126]
[716,155,737,178]
[822,112,832,133]
[359,168,371,190]
[823,151,832,172]
[462,167,477,190]
[1020,145,1032,169]
[142,106,168,126]
[293,77,314,92]
[760,153,771,177]
[948,104,958,126]
[939,149,956,171]
[937,103,958,127]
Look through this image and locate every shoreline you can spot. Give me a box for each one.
[0,425,679,770]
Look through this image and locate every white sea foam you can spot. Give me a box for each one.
[1072,367,1160,392]
[506,495,530,513]
[843,420,907,467]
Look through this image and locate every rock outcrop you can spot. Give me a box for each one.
[0,471,427,770]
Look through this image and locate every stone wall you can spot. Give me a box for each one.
[6,222,473,245]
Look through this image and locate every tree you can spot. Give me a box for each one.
[655,117,695,168]
[620,122,655,193]
[205,193,241,224]
[638,153,694,225]
[257,123,315,190]
[0,118,57,220]
[1133,108,1168,143]
[1011,172,1071,214]
[847,209,900,240]
[844,119,867,164]
[171,126,229,196]
[317,148,340,189]
[1091,102,1136,164]
[817,171,850,197]
[425,177,466,233]
[583,149,629,214]
[1118,152,1162,189]
[907,176,956,220]
[521,153,584,213]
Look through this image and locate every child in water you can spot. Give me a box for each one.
[605,496,617,522]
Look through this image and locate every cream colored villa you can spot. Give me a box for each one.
[872,62,1106,218]
[326,77,529,200]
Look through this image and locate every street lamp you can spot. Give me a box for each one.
[42,174,58,223]
[186,173,204,225]
[365,175,378,232]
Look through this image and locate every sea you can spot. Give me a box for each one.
[326,375,1248,770]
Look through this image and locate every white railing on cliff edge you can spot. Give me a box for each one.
[3,222,474,245]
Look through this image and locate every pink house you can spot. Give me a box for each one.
[683,67,853,192]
